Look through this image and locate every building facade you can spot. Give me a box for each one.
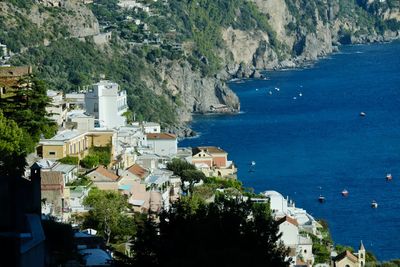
[85,80,128,129]
[146,133,177,156]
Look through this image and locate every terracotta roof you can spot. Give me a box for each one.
[334,250,358,263]
[41,171,64,185]
[146,133,176,140]
[127,164,148,179]
[276,216,299,227]
[192,146,227,155]
[88,166,119,181]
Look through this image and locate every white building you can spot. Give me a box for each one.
[68,186,91,213]
[67,110,95,133]
[46,90,68,126]
[65,92,85,109]
[277,216,299,247]
[264,191,316,266]
[143,122,161,133]
[85,80,128,129]
[264,190,289,216]
[146,133,177,157]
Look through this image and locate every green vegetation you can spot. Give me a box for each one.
[204,176,243,191]
[0,110,27,177]
[166,158,205,194]
[83,188,135,245]
[0,13,44,52]
[67,174,92,187]
[11,38,177,125]
[58,155,79,165]
[91,0,280,76]
[80,155,99,169]
[0,77,57,149]
[0,76,57,176]
[91,146,112,166]
[166,158,196,176]
[130,196,288,266]
[308,220,332,264]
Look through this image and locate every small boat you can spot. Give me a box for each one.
[341,189,349,197]
[293,96,297,100]
[250,161,256,166]
[269,91,272,95]
[371,200,378,208]
[318,195,325,203]
[360,112,366,117]
[386,173,393,181]
[275,87,280,91]
[299,93,303,97]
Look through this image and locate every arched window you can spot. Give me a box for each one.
[345,265,350,267]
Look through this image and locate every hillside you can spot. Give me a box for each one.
[1,0,399,133]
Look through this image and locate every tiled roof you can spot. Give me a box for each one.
[88,166,119,181]
[146,133,176,140]
[127,164,148,179]
[41,171,64,185]
[192,146,227,155]
[334,250,358,263]
[276,216,299,227]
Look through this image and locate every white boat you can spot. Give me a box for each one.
[269,91,272,95]
[341,189,349,197]
[275,87,280,91]
[360,112,366,117]
[371,200,378,208]
[318,195,326,203]
[299,93,303,97]
[250,161,256,166]
[386,173,393,181]
[293,96,297,100]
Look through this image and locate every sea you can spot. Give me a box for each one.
[179,41,400,261]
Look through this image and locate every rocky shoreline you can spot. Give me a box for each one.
[172,35,400,138]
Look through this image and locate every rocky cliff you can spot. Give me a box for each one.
[217,0,400,79]
[2,0,399,135]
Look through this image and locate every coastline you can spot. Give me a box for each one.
[173,36,400,139]
[178,40,400,261]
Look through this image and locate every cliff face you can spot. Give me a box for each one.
[0,0,99,50]
[2,0,399,132]
[140,0,399,129]
[144,59,240,123]
[217,0,400,78]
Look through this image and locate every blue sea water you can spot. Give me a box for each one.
[180,41,400,261]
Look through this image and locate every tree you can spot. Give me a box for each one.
[166,158,196,177]
[167,158,204,195]
[0,76,57,152]
[180,169,206,195]
[0,110,27,177]
[83,188,131,245]
[80,154,99,169]
[131,196,289,267]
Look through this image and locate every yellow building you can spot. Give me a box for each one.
[38,129,115,160]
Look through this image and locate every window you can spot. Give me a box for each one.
[49,151,56,155]
[94,102,98,112]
